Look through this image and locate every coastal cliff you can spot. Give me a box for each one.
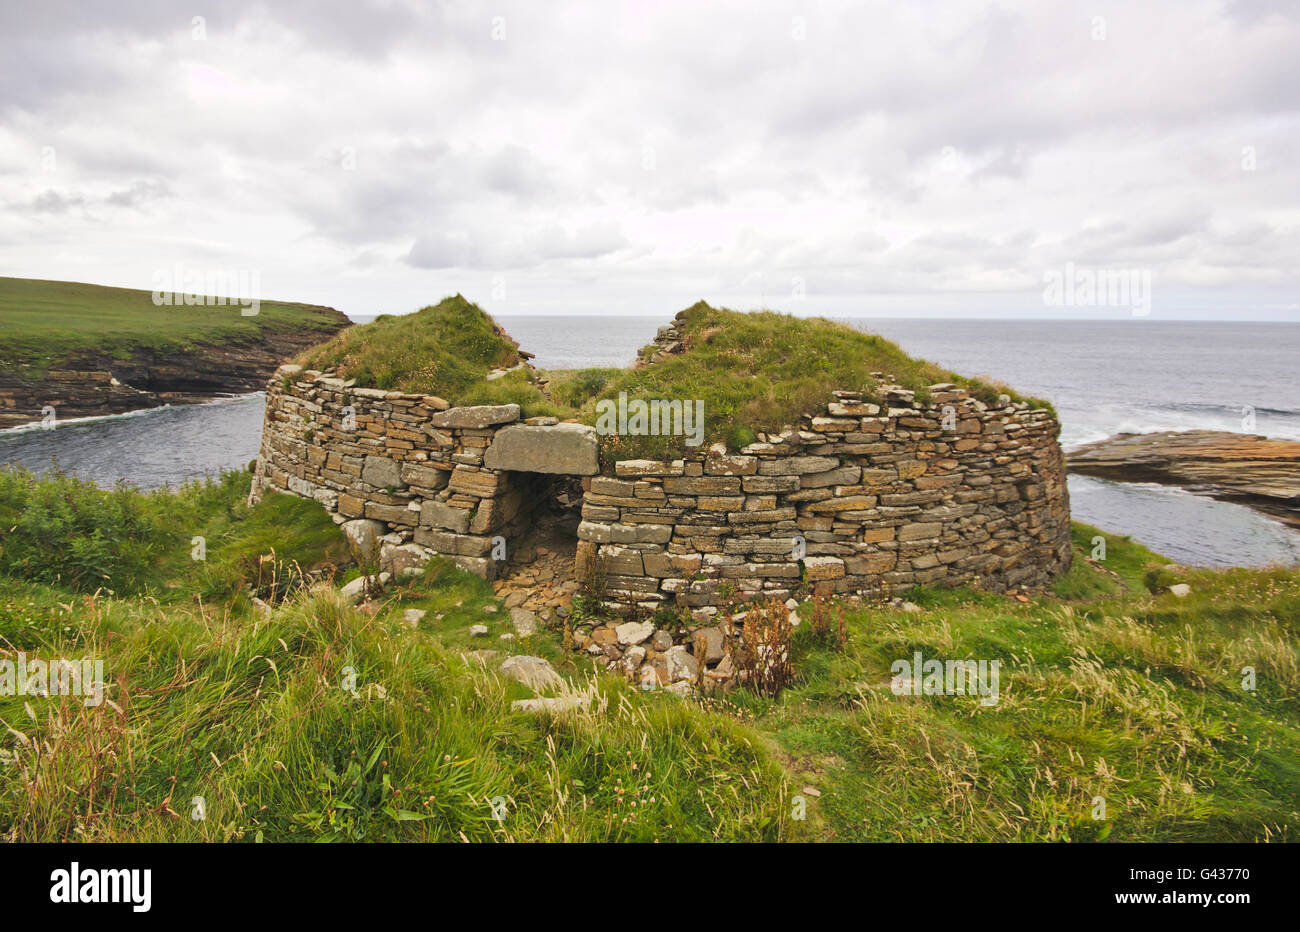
[0,276,351,429]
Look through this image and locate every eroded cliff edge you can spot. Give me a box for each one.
[0,275,351,428]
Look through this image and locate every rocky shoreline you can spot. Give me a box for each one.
[1067,430,1300,528]
[0,313,351,430]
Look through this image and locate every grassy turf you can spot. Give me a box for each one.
[578,301,1052,457]
[770,553,1299,841]
[0,472,1294,842]
[289,297,1054,458]
[296,295,523,399]
[0,276,348,377]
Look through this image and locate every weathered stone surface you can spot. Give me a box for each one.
[365,502,416,525]
[743,475,800,493]
[695,627,725,664]
[339,572,388,604]
[800,466,862,489]
[599,545,644,576]
[429,404,520,429]
[803,556,846,580]
[362,455,402,488]
[339,575,368,604]
[591,477,635,497]
[380,541,432,575]
[403,608,427,627]
[615,620,655,645]
[400,463,450,489]
[898,522,943,541]
[510,607,539,636]
[498,655,563,690]
[341,518,386,567]
[577,521,672,545]
[663,476,743,495]
[448,468,503,496]
[665,646,699,682]
[483,423,599,475]
[420,500,471,534]
[828,401,880,417]
[846,552,896,574]
[705,453,758,476]
[758,455,839,475]
[511,694,590,714]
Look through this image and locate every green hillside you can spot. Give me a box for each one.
[0,276,348,375]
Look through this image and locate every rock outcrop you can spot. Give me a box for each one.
[1068,430,1300,528]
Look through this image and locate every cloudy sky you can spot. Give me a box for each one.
[2,0,1298,319]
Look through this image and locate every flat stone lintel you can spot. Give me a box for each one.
[483,422,600,476]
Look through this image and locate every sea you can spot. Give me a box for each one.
[3,317,1298,568]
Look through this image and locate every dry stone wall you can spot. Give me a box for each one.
[577,383,1071,616]
[251,364,597,581]
[253,364,1072,609]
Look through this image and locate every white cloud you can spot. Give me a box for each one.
[0,0,1297,318]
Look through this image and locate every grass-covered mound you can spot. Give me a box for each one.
[288,297,1053,458]
[0,276,347,376]
[581,301,1050,455]
[1,470,1296,842]
[296,295,524,400]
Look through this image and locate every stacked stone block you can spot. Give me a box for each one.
[252,364,539,579]
[255,364,1072,608]
[577,384,1071,614]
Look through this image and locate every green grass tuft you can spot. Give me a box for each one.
[297,295,522,398]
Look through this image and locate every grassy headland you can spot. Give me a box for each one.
[0,468,1294,842]
[0,277,349,378]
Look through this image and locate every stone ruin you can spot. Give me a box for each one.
[250,315,1072,625]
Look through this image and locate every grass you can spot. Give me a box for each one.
[1,472,1295,842]
[771,548,1299,841]
[0,575,788,842]
[0,467,350,605]
[290,296,1054,459]
[579,301,1052,457]
[0,276,348,377]
[297,295,524,399]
